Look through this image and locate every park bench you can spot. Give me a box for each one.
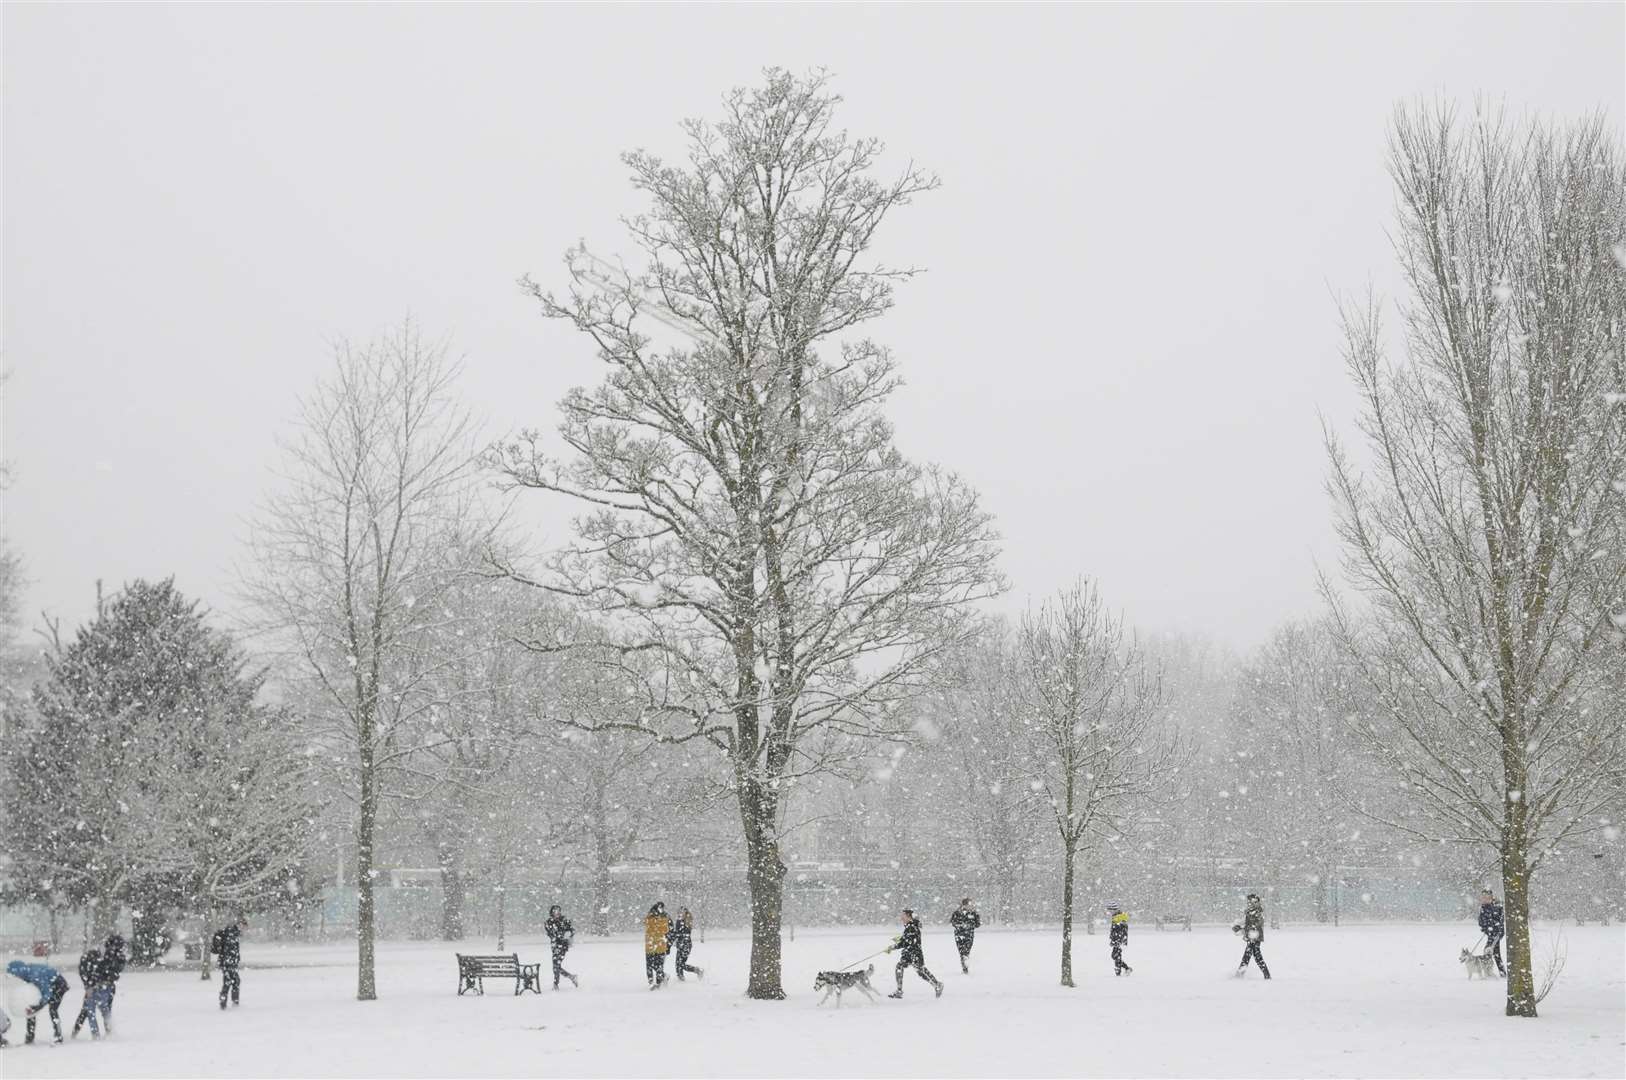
[455,953,542,995]
[1154,913,1192,931]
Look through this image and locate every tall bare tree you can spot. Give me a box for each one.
[246,324,485,1000]
[497,70,1003,998]
[1324,103,1626,1017]
[1012,580,1183,987]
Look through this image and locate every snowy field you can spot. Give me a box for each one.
[4,922,1622,1079]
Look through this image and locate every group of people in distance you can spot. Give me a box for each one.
[0,916,246,1049]
[1,933,126,1046]
[641,902,703,989]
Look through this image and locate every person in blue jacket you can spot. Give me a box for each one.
[6,959,70,1044]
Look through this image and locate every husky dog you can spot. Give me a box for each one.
[1460,948,1498,979]
[813,964,881,1007]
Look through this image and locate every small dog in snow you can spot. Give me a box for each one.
[1459,948,1498,979]
[813,964,881,1007]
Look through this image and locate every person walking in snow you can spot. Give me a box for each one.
[950,898,980,974]
[99,934,127,1031]
[885,909,942,999]
[1106,904,1132,975]
[644,902,672,990]
[210,915,248,1009]
[544,906,579,989]
[1477,889,1507,977]
[1232,893,1271,979]
[70,947,114,1039]
[668,908,703,982]
[6,959,70,1044]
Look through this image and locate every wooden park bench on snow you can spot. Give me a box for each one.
[455,953,543,995]
[1154,913,1192,931]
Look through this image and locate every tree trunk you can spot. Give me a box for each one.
[1502,798,1538,1017]
[495,879,507,952]
[356,739,378,1001]
[741,780,787,1000]
[1059,842,1076,988]
[592,868,613,937]
[439,863,465,942]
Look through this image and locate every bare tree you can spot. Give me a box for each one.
[936,624,1044,923]
[1323,103,1626,1017]
[1012,580,1184,987]
[245,324,486,1000]
[496,70,1003,998]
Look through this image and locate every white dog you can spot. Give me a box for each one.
[1459,948,1498,979]
[813,964,882,1007]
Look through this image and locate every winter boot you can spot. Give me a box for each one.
[887,991,903,999]
[934,980,943,998]
[569,973,579,988]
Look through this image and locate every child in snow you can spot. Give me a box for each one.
[669,908,703,982]
[544,906,579,989]
[1106,904,1132,975]
[885,909,943,999]
[211,915,248,1009]
[1233,893,1271,979]
[950,898,980,974]
[6,959,70,1044]
[71,948,114,1039]
[1477,889,1506,977]
[644,903,672,989]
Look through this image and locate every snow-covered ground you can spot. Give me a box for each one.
[4,922,1621,1078]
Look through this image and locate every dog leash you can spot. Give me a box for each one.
[838,948,891,971]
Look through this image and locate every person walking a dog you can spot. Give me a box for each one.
[949,898,980,974]
[885,909,943,999]
[1233,893,1271,979]
[1478,889,1506,977]
[669,908,703,982]
[544,905,579,989]
[1107,904,1132,975]
[644,902,672,989]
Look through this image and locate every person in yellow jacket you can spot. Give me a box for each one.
[644,902,672,989]
[1107,904,1133,976]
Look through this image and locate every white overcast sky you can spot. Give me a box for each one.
[3,3,1623,650]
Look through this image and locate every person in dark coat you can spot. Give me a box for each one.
[668,908,703,982]
[210,916,248,1009]
[6,960,70,1044]
[1478,889,1507,976]
[1107,904,1132,975]
[544,906,579,989]
[949,898,980,974]
[885,909,942,999]
[1233,893,1271,979]
[70,948,114,1039]
[99,934,127,1030]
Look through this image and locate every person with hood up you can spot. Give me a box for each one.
[5,959,70,1044]
[544,906,579,990]
[1478,889,1507,977]
[644,902,672,989]
[1106,904,1132,975]
[949,898,980,974]
[885,909,943,999]
[210,915,248,1009]
[70,948,114,1039]
[99,934,127,1030]
[1233,893,1271,979]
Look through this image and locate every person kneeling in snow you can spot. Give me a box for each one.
[1106,904,1132,975]
[6,959,70,1044]
[885,909,942,999]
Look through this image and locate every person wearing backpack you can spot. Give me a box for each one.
[210,916,248,1009]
